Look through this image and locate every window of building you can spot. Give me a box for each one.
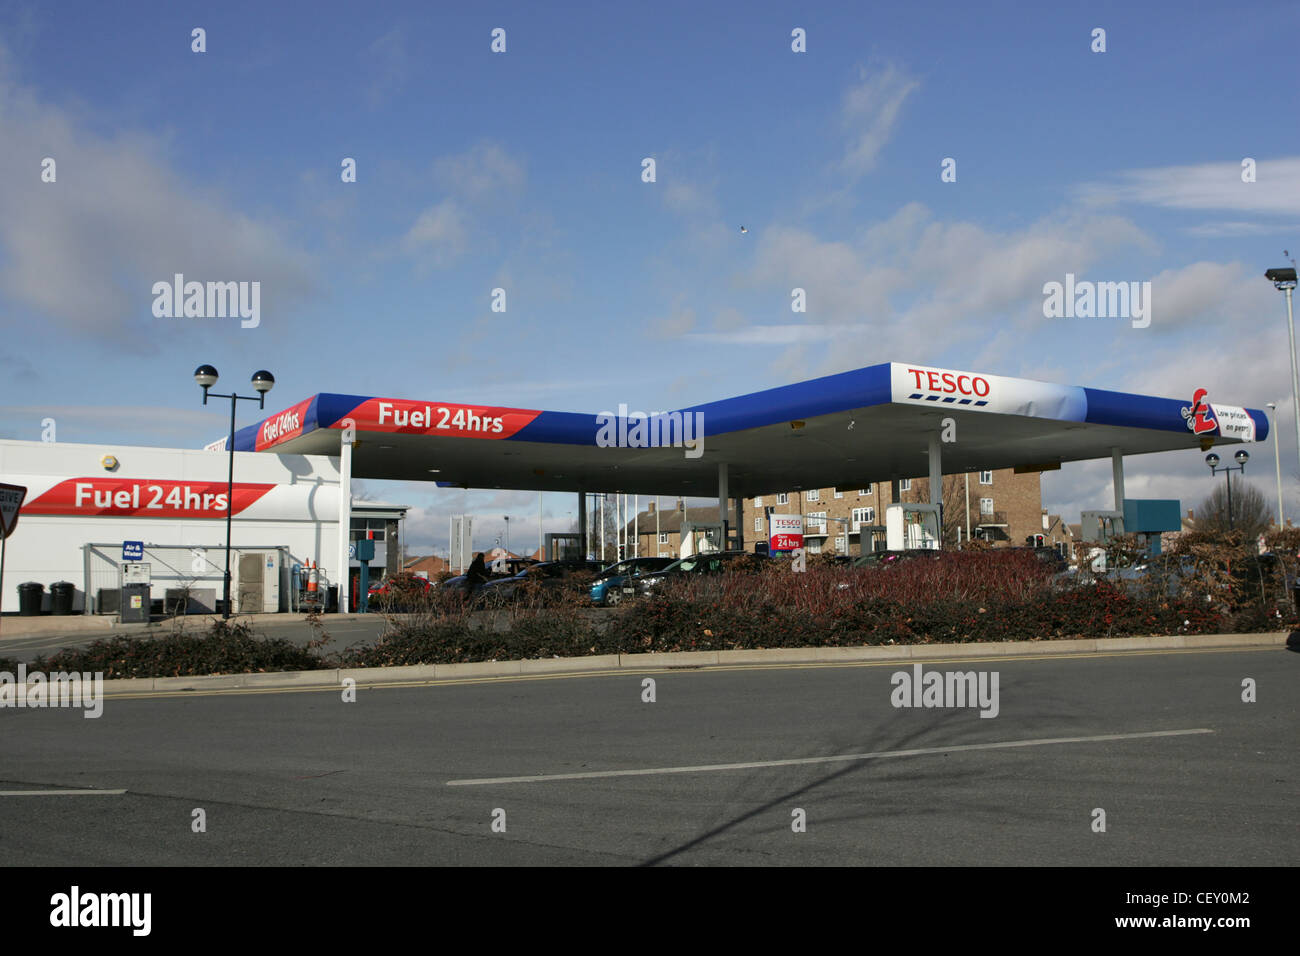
[899,479,911,492]
[833,489,843,499]
[980,497,994,516]
[834,535,846,552]
[807,540,822,554]
[851,507,875,530]
[979,471,993,485]
[658,532,669,544]
[806,511,827,533]
[349,518,387,542]
[754,516,762,531]
[754,497,762,507]
[776,493,789,505]
[806,489,820,502]
[859,486,871,496]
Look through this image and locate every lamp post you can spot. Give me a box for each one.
[1205,450,1249,531]
[195,365,275,619]
[1265,261,1300,483]
[1268,402,1283,528]
[503,515,510,555]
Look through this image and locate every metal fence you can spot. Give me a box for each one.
[80,543,322,616]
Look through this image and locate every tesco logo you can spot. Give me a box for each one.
[906,368,990,398]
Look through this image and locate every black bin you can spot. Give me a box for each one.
[50,581,75,616]
[18,582,44,616]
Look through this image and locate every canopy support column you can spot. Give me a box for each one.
[1112,447,1126,514]
[578,490,588,560]
[718,462,729,549]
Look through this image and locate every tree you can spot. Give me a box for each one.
[941,474,978,547]
[1194,478,1271,540]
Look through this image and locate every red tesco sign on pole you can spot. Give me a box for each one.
[769,514,803,551]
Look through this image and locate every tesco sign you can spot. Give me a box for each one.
[904,367,990,398]
[769,514,804,551]
[890,363,1089,422]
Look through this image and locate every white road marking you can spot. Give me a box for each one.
[447,728,1214,786]
[0,789,127,796]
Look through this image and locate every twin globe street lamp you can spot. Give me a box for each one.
[194,365,275,619]
[1205,449,1249,531]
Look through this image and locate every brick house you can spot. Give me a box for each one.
[402,554,449,577]
[617,469,1048,558]
[740,468,1045,555]
[623,501,741,558]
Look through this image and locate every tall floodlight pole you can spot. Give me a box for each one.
[1266,262,1300,484]
[1268,402,1284,527]
[195,366,275,619]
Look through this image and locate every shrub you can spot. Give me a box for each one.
[28,619,328,678]
[7,539,1287,679]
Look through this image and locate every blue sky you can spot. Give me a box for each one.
[2,0,1298,553]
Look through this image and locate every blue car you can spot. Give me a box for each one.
[590,557,676,606]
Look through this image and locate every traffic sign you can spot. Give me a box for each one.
[0,483,26,539]
[122,541,144,561]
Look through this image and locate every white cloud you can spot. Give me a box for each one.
[0,404,227,444]
[1143,260,1275,331]
[0,59,315,336]
[653,304,697,337]
[713,306,747,330]
[740,205,1153,369]
[1184,220,1300,238]
[687,324,844,345]
[365,27,414,105]
[403,200,468,264]
[1077,157,1300,216]
[401,143,528,268]
[434,143,526,200]
[839,63,919,177]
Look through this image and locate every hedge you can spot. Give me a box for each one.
[6,543,1294,676]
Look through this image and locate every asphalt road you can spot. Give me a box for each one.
[0,646,1295,865]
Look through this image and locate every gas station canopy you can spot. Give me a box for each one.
[220,362,1266,497]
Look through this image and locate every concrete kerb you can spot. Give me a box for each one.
[33,631,1290,698]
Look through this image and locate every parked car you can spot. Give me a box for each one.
[366,572,433,610]
[437,558,538,597]
[590,557,676,606]
[476,560,606,606]
[635,551,755,596]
